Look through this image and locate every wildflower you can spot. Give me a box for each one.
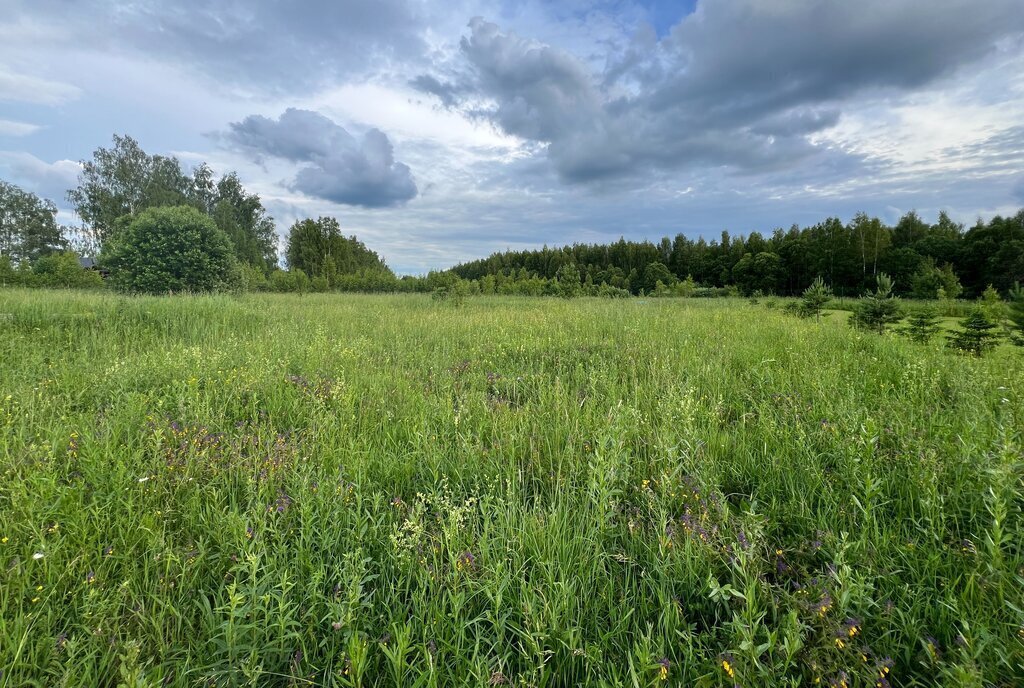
[390,496,403,507]
[827,671,849,688]
[47,523,59,534]
[456,550,476,572]
[960,539,976,554]
[842,618,861,638]
[736,529,750,551]
[835,637,845,649]
[32,596,41,603]
[86,571,96,584]
[720,655,735,679]
[103,546,114,556]
[813,593,832,618]
[488,671,507,686]
[55,632,68,652]
[245,526,254,540]
[32,551,45,560]
[656,657,670,681]
[331,621,343,631]
[268,492,292,514]
[1,536,7,544]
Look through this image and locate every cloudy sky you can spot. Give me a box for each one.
[2,0,1023,273]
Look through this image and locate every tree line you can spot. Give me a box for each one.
[451,211,1024,298]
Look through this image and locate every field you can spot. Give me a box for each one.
[1,290,1022,687]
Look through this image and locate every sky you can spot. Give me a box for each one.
[1,0,1023,274]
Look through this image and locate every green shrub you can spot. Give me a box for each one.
[32,252,105,289]
[105,206,237,294]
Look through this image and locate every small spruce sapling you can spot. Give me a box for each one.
[947,308,1001,357]
[801,276,832,322]
[851,273,902,335]
[901,306,942,343]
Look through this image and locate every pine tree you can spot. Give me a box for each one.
[851,273,902,334]
[901,306,941,343]
[947,309,1001,357]
[801,276,832,322]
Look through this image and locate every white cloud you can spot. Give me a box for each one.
[0,119,41,136]
[0,70,80,105]
[0,151,82,204]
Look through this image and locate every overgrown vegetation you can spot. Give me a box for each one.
[1,291,1021,686]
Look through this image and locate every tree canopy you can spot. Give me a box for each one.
[67,135,277,268]
[285,217,392,285]
[0,181,67,264]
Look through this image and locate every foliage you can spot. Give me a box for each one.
[67,134,195,249]
[639,261,674,294]
[850,273,902,334]
[0,180,67,264]
[104,206,237,294]
[980,284,1005,321]
[947,309,1002,356]
[31,251,105,289]
[285,216,392,284]
[554,262,583,298]
[900,306,942,343]
[911,257,962,299]
[0,292,1021,687]
[800,276,832,321]
[67,135,277,267]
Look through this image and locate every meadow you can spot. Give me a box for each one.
[0,290,1021,687]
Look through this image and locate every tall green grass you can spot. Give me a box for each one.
[1,290,1021,687]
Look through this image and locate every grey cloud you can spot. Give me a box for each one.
[7,0,428,90]
[653,0,1024,115]
[409,75,464,108]
[441,2,1024,185]
[460,17,604,142]
[225,109,417,208]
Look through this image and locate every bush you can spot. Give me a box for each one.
[32,252,105,289]
[105,206,237,294]
[596,283,631,298]
[237,264,270,292]
[268,269,294,292]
